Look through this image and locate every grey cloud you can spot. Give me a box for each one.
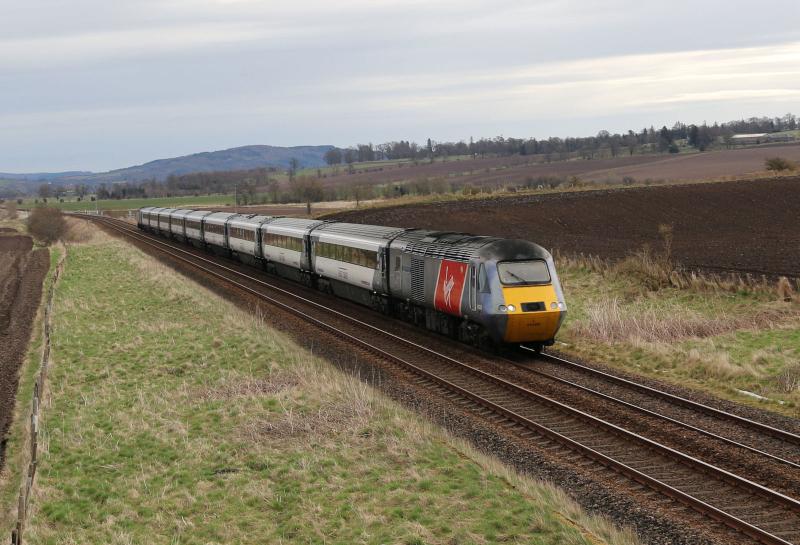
[2,0,799,171]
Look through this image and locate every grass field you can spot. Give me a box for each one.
[23,227,638,545]
[20,194,234,212]
[556,253,800,416]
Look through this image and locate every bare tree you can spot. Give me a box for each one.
[288,158,300,182]
[293,176,323,210]
[267,179,280,203]
[323,148,342,165]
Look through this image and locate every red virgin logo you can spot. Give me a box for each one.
[434,259,467,315]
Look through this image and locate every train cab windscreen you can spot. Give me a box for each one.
[497,260,550,285]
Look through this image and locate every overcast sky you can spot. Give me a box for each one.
[3,0,800,172]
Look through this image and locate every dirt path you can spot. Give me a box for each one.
[0,233,49,471]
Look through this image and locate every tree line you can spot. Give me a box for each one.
[322,113,797,163]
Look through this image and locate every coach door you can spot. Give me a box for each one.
[469,264,477,312]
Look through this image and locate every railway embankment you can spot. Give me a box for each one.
[20,226,638,544]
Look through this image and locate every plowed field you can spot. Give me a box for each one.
[333,177,800,277]
[314,143,800,190]
[0,233,48,470]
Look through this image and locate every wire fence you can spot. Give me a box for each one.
[10,247,65,545]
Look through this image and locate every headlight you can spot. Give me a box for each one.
[507,304,516,312]
[550,302,558,310]
[498,305,507,312]
[558,302,566,310]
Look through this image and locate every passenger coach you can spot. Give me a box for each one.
[137,206,566,349]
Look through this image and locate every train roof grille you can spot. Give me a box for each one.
[406,234,499,262]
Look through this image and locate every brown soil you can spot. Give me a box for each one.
[588,143,800,183]
[0,235,49,471]
[311,143,800,190]
[333,177,800,277]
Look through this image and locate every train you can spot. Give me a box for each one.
[137,206,567,349]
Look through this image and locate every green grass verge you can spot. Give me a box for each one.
[21,194,234,212]
[556,259,800,416]
[25,231,638,545]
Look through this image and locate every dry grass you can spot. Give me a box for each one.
[557,248,800,299]
[778,277,796,302]
[197,374,299,401]
[61,217,96,243]
[558,248,800,414]
[573,298,794,344]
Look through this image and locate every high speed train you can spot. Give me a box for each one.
[138,206,566,349]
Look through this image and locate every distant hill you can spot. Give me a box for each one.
[0,171,92,181]
[104,144,335,182]
[0,144,336,195]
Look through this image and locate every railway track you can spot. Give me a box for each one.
[86,215,800,545]
[516,349,800,467]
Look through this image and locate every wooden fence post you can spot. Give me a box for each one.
[16,486,25,539]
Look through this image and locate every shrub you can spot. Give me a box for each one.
[613,247,673,290]
[775,364,800,393]
[765,157,796,172]
[27,206,66,244]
